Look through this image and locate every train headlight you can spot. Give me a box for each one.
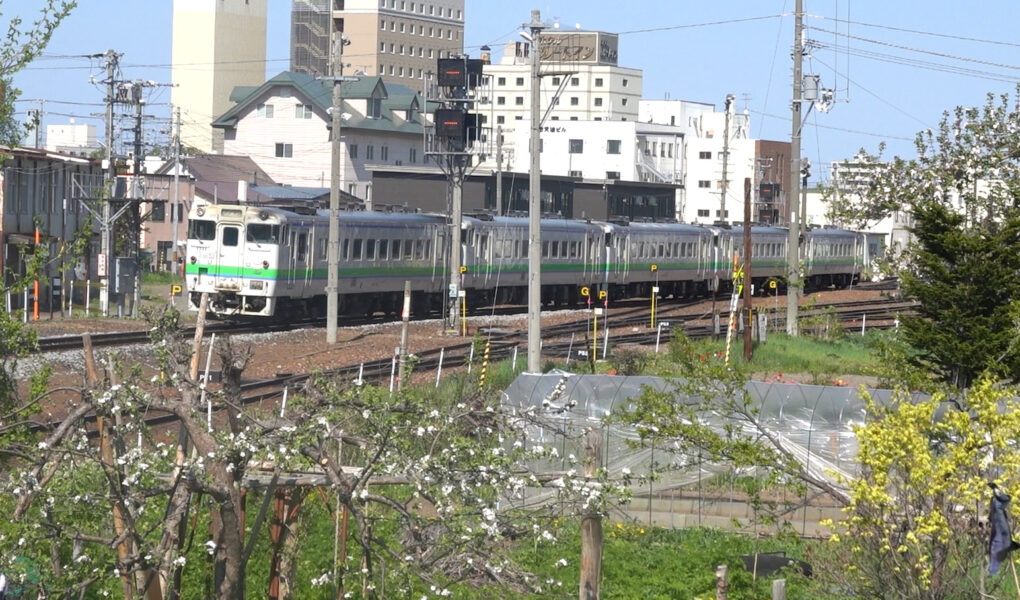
[262,260,269,269]
[190,256,197,264]
[258,210,269,221]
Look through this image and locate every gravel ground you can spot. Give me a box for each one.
[15,288,893,389]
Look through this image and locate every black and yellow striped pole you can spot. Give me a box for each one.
[478,337,491,390]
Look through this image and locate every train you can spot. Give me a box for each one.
[184,202,878,319]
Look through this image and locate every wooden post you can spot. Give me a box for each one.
[85,334,135,600]
[771,578,787,600]
[715,564,728,600]
[579,429,603,600]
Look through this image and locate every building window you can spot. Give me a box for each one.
[274,143,293,158]
[366,145,375,159]
[409,147,417,163]
[497,96,506,105]
[515,115,523,120]
[595,77,603,87]
[399,44,404,54]
[428,49,433,58]
[570,77,579,86]
[515,96,524,105]
[699,151,712,159]
[515,77,524,86]
[399,66,404,76]
[570,97,579,106]
[497,76,506,85]
[380,41,386,52]
[429,26,433,36]
[697,209,710,217]
[400,22,405,33]
[380,19,385,29]
[607,139,621,154]
[606,171,620,180]
[349,144,358,159]
[390,21,395,31]
[368,98,382,117]
[569,116,578,121]
[496,115,505,124]
[569,170,582,178]
[381,146,389,160]
[716,210,729,218]
[390,43,395,52]
[622,78,629,87]
[550,116,559,120]
[568,139,583,154]
[551,76,560,85]
[594,97,603,107]
[257,103,273,118]
[621,98,628,106]
[698,180,711,188]
[295,104,312,119]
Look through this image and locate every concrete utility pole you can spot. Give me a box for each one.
[326,32,350,344]
[720,93,734,222]
[171,105,181,273]
[131,83,144,318]
[101,49,119,317]
[495,124,504,215]
[526,9,547,374]
[787,0,804,336]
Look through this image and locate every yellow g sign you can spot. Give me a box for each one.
[580,286,590,297]
[769,279,777,289]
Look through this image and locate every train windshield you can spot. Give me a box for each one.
[188,219,216,241]
[247,224,281,244]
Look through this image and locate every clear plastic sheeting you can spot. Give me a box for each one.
[501,371,899,535]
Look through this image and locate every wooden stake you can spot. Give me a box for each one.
[579,429,603,600]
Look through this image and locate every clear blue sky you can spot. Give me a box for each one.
[9,1,1020,180]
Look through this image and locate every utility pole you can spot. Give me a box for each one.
[171,105,181,274]
[495,124,503,215]
[131,83,144,318]
[326,31,350,344]
[720,94,734,223]
[787,0,804,336]
[101,49,119,317]
[526,9,548,373]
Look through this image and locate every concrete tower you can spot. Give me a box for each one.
[172,0,267,153]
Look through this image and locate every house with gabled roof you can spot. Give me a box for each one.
[212,71,430,203]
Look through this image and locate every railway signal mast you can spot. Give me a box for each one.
[426,54,486,335]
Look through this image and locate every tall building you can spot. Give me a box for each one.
[291,0,464,87]
[171,0,267,153]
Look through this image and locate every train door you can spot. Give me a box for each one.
[215,222,243,290]
[296,229,311,286]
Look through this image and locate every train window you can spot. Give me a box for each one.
[391,239,401,259]
[403,240,413,259]
[424,240,431,257]
[542,241,549,258]
[247,224,280,244]
[352,239,362,260]
[674,242,680,257]
[222,227,239,247]
[366,239,376,260]
[318,238,326,259]
[378,240,388,260]
[523,242,528,258]
[297,233,307,260]
[570,242,578,258]
[188,219,216,241]
[658,243,664,258]
[559,241,567,258]
[415,240,424,259]
[478,236,487,259]
[514,240,521,258]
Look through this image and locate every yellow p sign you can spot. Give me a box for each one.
[580,286,590,297]
[171,284,183,296]
[598,290,608,300]
[650,264,658,272]
[459,265,467,274]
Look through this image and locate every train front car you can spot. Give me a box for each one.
[185,204,294,318]
[803,227,863,290]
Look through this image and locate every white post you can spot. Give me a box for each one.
[467,344,475,374]
[355,363,364,386]
[512,346,518,372]
[202,333,216,432]
[435,348,445,388]
[655,323,664,353]
[861,313,866,335]
[23,288,28,323]
[389,349,398,393]
[565,332,575,365]
[279,386,289,418]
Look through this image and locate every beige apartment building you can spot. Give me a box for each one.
[291,0,464,87]
[171,0,267,153]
